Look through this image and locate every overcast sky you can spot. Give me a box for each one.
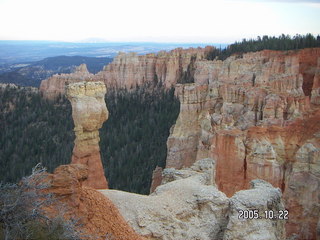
[0,0,319,43]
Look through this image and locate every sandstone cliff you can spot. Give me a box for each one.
[66,81,108,189]
[46,164,145,240]
[95,47,212,89]
[39,47,213,98]
[164,48,320,239]
[40,64,94,99]
[101,158,286,240]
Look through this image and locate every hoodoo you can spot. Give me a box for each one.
[66,81,108,189]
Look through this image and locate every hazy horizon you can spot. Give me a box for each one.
[0,0,319,44]
[0,39,228,45]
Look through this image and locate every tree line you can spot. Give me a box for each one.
[101,83,180,194]
[0,86,74,182]
[206,33,320,61]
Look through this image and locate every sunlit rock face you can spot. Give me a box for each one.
[95,47,213,89]
[165,48,320,239]
[66,81,108,189]
[39,47,214,98]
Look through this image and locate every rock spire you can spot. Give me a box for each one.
[66,81,108,189]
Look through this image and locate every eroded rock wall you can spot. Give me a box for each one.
[95,47,212,89]
[40,64,94,99]
[39,47,213,98]
[165,48,320,239]
[66,81,108,189]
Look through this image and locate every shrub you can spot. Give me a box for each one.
[0,164,82,240]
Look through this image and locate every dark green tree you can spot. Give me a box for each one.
[100,83,180,194]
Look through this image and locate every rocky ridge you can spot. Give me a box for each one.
[39,47,213,98]
[66,81,108,189]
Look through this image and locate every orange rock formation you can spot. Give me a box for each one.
[40,64,94,99]
[46,164,145,240]
[165,48,320,240]
[66,81,108,189]
[39,47,213,98]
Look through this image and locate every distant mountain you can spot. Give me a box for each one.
[0,55,113,87]
[0,40,226,64]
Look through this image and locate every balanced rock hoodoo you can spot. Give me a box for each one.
[66,81,108,189]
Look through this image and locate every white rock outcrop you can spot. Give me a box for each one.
[100,159,286,240]
[224,179,286,240]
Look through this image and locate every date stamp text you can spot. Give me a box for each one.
[238,209,289,220]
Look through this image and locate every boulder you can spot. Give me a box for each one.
[223,180,286,240]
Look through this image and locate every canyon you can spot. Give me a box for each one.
[40,47,320,239]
